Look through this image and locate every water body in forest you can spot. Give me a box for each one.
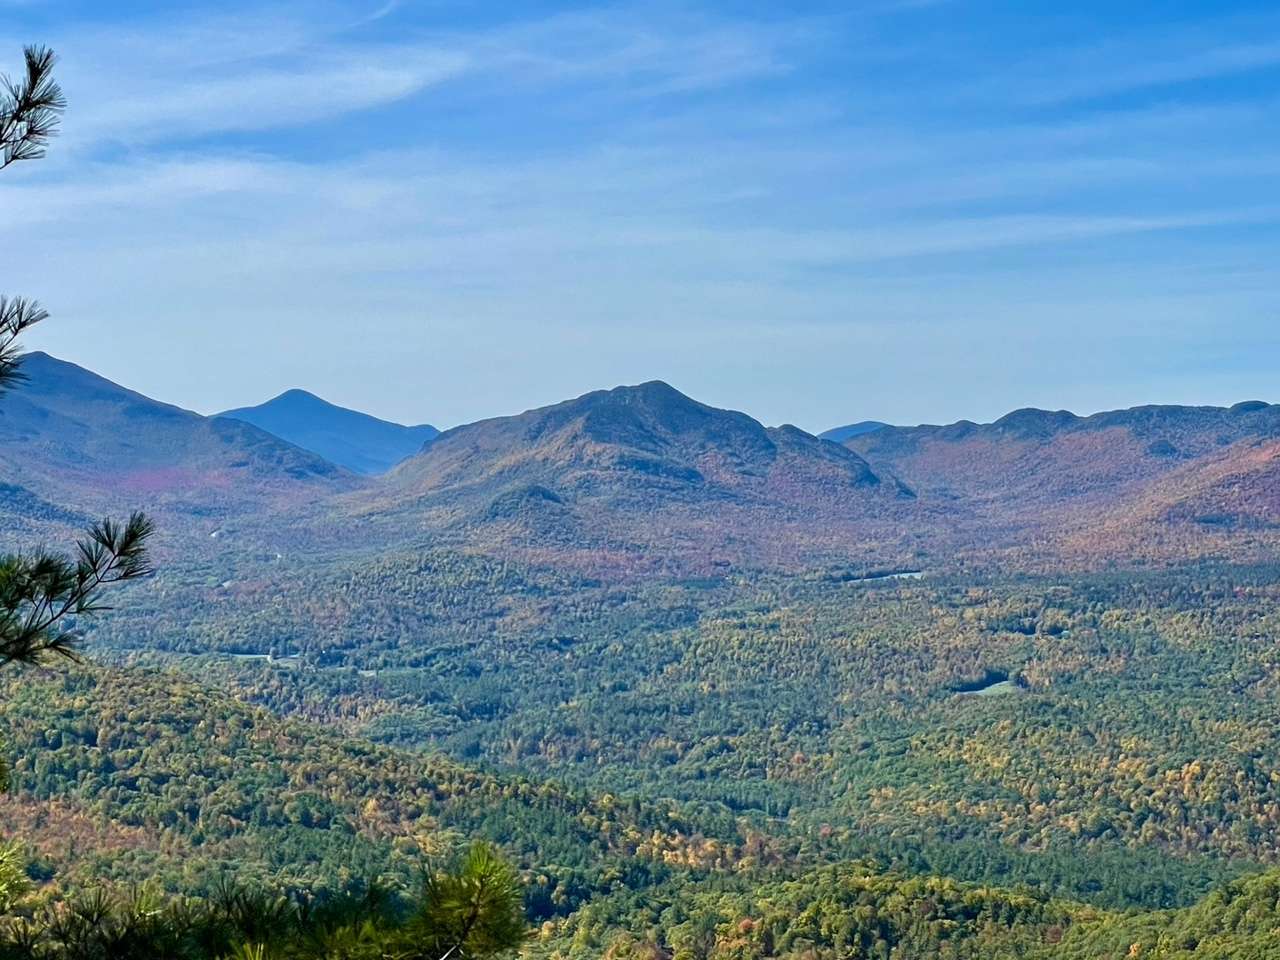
[841,569,925,584]
[953,670,1021,697]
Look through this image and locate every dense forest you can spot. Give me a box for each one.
[3,556,1277,955]
[86,555,1280,890]
[5,654,1280,957]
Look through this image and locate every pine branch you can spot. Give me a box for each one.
[0,48,64,390]
[0,45,65,171]
[0,295,50,394]
[0,512,155,666]
[0,46,145,672]
[416,844,526,960]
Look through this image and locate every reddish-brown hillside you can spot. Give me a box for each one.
[1052,438,1280,563]
[845,401,1280,564]
[347,381,921,574]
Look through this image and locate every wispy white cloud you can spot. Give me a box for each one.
[72,48,468,145]
[463,8,805,95]
[11,4,806,155]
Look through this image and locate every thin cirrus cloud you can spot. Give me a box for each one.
[463,9,804,94]
[52,45,471,148]
[31,6,802,153]
[79,52,469,143]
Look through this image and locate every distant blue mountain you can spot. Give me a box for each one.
[218,390,438,475]
[819,421,890,443]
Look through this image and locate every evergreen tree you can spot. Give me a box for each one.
[410,844,527,960]
[0,47,154,669]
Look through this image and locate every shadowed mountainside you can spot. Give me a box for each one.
[218,389,439,475]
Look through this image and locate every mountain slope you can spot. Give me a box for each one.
[845,400,1280,562]
[1052,436,1280,562]
[0,353,363,529]
[819,420,889,443]
[0,662,752,906]
[352,381,913,574]
[218,389,438,475]
[848,402,1280,499]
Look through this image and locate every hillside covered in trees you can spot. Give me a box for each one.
[5,2,1280,955]
[5,350,1280,957]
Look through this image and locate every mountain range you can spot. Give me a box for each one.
[845,401,1280,564]
[6,351,1277,572]
[7,350,1280,954]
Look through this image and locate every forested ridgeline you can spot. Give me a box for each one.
[0,665,774,904]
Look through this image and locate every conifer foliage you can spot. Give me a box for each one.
[0,46,155,669]
[0,46,64,170]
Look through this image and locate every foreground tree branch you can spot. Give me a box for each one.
[0,45,64,170]
[0,45,154,668]
[0,295,50,394]
[0,513,155,665]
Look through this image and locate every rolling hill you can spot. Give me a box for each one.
[0,661,753,910]
[218,389,439,475]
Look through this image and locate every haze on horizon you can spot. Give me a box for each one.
[3,0,1278,434]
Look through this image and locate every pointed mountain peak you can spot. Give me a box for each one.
[616,380,688,401]
[272,388,326,404]
[218,390,438,475]
[572,380,710,414]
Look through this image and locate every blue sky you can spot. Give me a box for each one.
[3,0,1278,431]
